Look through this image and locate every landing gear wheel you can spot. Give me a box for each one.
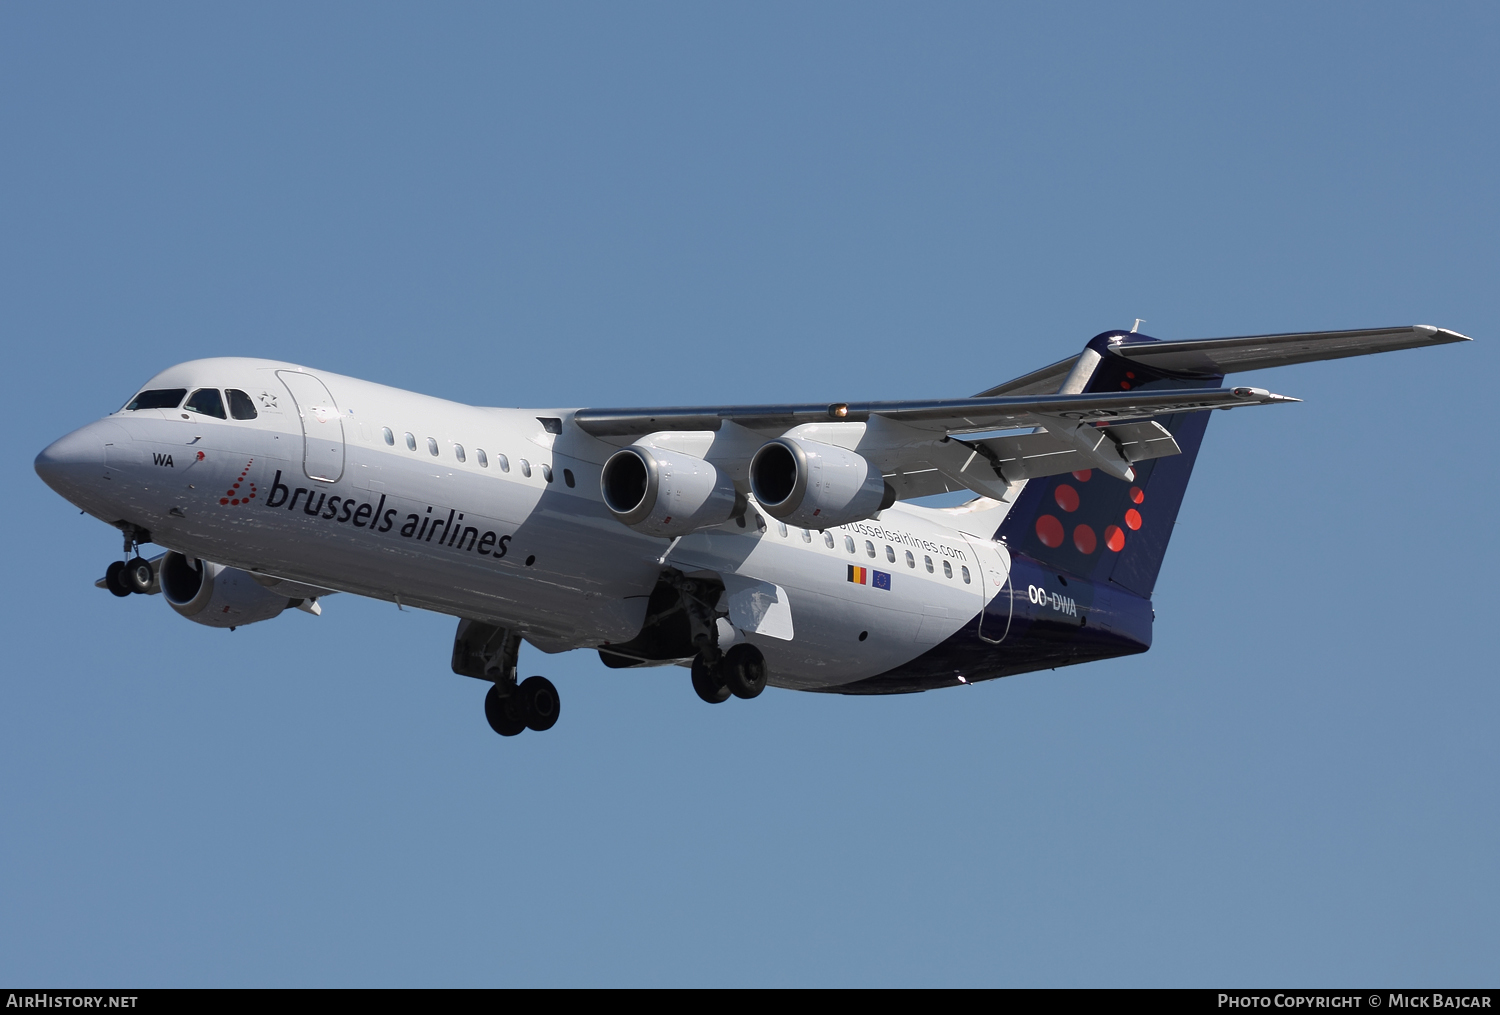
[123,556,153,595]
[517,675,560,732]
[484,684,527,737]
[104,560,132,598]
[723,643,767,700]
[691,654,731,704]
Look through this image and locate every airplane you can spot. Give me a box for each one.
[34,325,1469,737]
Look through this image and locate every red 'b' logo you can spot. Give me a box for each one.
[220,460,258,506]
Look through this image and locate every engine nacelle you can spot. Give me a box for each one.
[749,437,895,528]
[600,445,742,537]
[159,552,292,628]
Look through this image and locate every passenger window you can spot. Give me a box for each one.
[924,555,934,573]
[864,540,875,558]
[519,459,531,478]
[563,468,575,488]
[382,427,395,446]
[427,438,439,456]
[823,532,835,548]
[125,388,187,411]
[777,521,788,537]
[906,550,915,568]
[227,389,259,420]
[844,536,855,553]
[454,444,466,463]
[498,454,510,472]
[943,560,953,578]
[961,566,971,584]
[801,529,811,543]
[405,432,416,451]
[542,464,554,483]
[885,545,895,563]
[184,388,227,419]
[477,449,488,468]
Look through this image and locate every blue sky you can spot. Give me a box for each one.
[2,2,1496,986]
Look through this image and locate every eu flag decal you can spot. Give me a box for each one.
[847,565,868,585]
[872,570,891,590]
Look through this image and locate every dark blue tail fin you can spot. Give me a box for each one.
[995,330,1221,598]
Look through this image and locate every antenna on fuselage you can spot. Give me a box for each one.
[1131,319,1146,333]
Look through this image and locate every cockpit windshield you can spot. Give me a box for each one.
[184,388,227,419]
[124,388,187,411]
[226,389,258,420]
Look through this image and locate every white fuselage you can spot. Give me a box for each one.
[45,358,1015,691]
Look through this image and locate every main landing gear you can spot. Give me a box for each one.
[657,570,769,706]
[484,676,560,737]
[452,619,562,738]
[691,643,767,705]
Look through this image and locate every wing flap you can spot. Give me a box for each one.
[960,420,1180,484]
[1102,420,1182,463]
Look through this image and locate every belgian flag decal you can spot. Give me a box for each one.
[848,566,891,589]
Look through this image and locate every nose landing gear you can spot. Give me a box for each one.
[124,556,154,594]
[101,524,155,597]
[103,560,132,597]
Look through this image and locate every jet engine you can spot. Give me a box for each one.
[600,445,741,537]
[159,551,293,628]
[749,437,895,529]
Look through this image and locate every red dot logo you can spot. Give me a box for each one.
[1120,381,1131,390]
[1036,515,1064,548]
[1129,486,1144,504]
[1072,469,1092,482]
[1054,484,1080,512]
[1125,508,1142,531]
[1073,524,1097,554]
[1104,525,1125,552]
[217,460,257,508]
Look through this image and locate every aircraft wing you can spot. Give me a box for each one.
[574,385,1296,493]
[1113,324,1470,377]
[972,324,1470,395]
[573,385,1293,440]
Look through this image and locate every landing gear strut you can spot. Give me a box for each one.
[452,619,562,737]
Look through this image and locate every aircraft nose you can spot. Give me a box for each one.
[35,424,109,501]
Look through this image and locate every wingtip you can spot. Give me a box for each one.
[1417,325,1474,343]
